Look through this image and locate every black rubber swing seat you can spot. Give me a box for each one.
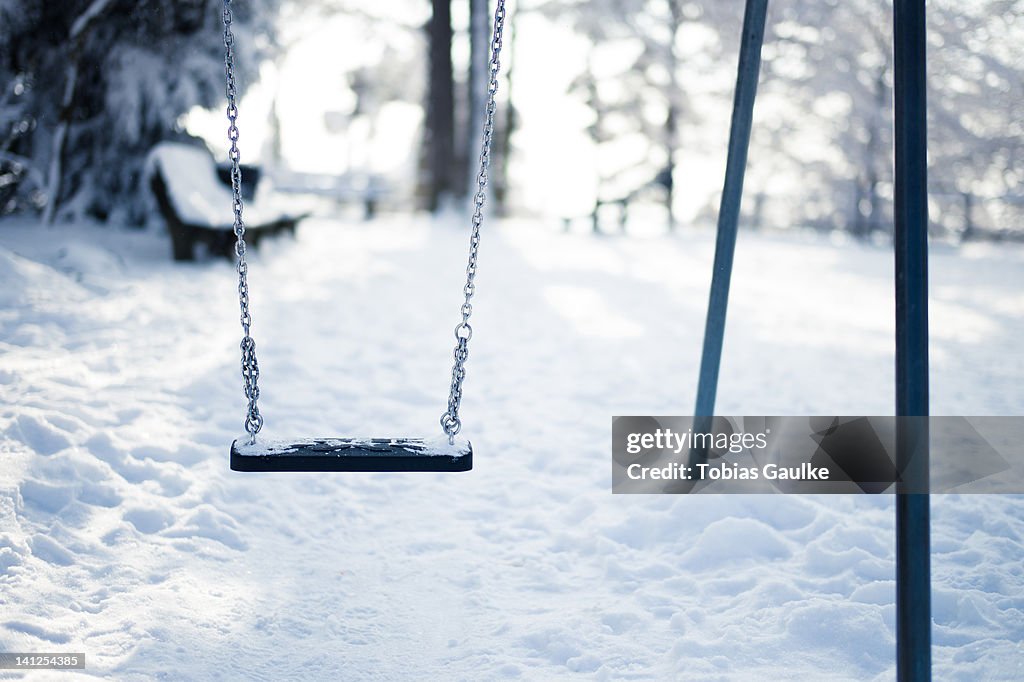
[230,437,472,472]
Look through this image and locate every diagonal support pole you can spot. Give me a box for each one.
[690,0,769,465]
[893,0,931,679]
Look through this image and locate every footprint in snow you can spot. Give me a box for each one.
[6,414,72,456]
[162,505,248,551]
[28,534,75,566]
[124,507,175,534]
[19,479,76,514]
[3,620,71,644]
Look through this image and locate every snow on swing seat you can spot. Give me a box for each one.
[230,437,473,472]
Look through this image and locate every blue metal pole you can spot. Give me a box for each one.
[893,0,931,679]
[691,0,769,464]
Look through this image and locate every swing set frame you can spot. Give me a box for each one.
[691,1,931,680]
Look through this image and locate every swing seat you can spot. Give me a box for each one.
[230,437,472,472]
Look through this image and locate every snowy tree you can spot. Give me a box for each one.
[748,0,1024,237]
[267,0,426,188]
[751,0,895,235]
[0,0,275,224]
[544,0,1022,237]
[544,0,735,230]
[926,1,1024,237]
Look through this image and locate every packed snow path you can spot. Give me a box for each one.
[1,217,1022,680]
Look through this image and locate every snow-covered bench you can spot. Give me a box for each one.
[145,142,307,261]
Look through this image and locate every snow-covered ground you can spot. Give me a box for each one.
[1,216,1022,681]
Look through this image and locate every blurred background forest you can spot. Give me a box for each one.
[1,0,1022,240]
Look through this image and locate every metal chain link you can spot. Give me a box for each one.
[223,0,503,445]
[441,0,507,443]
[222,0,263,444]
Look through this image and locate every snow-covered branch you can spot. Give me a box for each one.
[69,0,116,41]
[0,151,45,189]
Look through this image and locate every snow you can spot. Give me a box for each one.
[0,216,1022,680]
[234,436,470,458]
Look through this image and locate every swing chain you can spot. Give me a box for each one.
[222,0,263,444]
[441,0,506,444]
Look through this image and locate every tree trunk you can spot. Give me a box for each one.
[665,0,682,232]
[961,192,974,240]
[426,0,456,212]
[464,0,489,201]
[494,7,516,214]
[42,0,115,224]
[42,63,77,225]
[866,68,889,236]
[582,51,604,234]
